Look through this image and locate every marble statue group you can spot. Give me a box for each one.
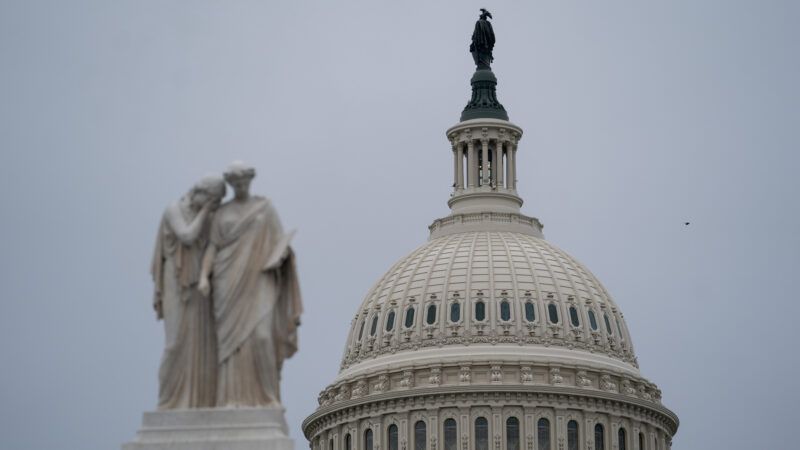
[150,161,302,410]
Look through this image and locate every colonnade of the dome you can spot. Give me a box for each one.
[446,120,524,215]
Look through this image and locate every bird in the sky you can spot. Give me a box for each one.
[684,222,690,226]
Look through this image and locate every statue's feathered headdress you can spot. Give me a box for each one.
[480,8,493,20]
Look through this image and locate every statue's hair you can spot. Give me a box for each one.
[193,174,226,198]
[224,160,256,182]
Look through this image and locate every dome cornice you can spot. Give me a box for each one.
[303,385,679,439]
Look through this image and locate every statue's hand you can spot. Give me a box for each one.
[198,277,210,297]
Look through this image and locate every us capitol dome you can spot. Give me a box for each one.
[303,12,678,450]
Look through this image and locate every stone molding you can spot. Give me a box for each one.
[429,212,543,239]
[124,407,294,450]
[317,362,663,414]
[302,386,678,441]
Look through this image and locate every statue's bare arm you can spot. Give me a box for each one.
[165,202,211,245]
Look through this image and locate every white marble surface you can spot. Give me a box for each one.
[123,406,294,450]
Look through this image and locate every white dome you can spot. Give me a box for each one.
[304,108,678,447]
[339,230,638,381]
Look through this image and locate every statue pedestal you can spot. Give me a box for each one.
[122,406,294,450]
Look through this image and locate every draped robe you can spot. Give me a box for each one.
[209,196,302,406]
[470,18,495,69]
[151,201,218,409]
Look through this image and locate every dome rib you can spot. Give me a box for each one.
[495,230,522,335]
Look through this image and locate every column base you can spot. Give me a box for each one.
[122,406,294,450]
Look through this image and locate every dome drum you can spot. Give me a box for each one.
[303,388,677,450]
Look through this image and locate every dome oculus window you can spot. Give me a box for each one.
[500,300,511,321]
[474,300,486,322]
[386,311,396,332]
[404,307,415,328]
[588,310,598,330]
[426,304,437,325]
[369,316,379,336]
[603,313,613,335]
[547,303,559,324]
[568,306,580,327]
[357,320,365,341]
[524,301,536,322]
[449,302,461,323]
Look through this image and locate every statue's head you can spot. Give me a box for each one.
[190,174,226,208]
[479,8,492,21]
[224,160,256,200]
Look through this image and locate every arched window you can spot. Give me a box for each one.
[414,421,426,450]
[345,434,352,450]
[588,310,598,330]
[386,311,396,332]
[474,417,488,450]
[500,300,511,321]
[444,419,458,450]
[450,302,461,323]
[365,429,373,450]
[615,314,624,338]
[426,304,437,325]
[639,432,645,450]
[330,438,334,450]
[357,320,365,341]
[405,307,416,328]
[537,418,551,450]
[567,421,578,450]
[603,313,612,335]
[524,302,536,322]
[388,424,399,450]
[370,316,379,336]
[475,301,486,321]
[547,304,559,324]
[569,306,580,327]
[594,424,605,450]
[618,428,627,450]
[506,417,520,450]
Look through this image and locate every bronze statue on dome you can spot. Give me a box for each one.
[470,9,495,70]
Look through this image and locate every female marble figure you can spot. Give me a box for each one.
[151,175,226,409]
[199,162,303,407]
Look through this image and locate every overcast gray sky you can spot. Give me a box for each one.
[1,1,798,449]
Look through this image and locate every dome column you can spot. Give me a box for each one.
[507,139,517,191]
[495,140,504,188]
[467,140,478,188]
[481,138,490,186]
[453,141,465,191]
